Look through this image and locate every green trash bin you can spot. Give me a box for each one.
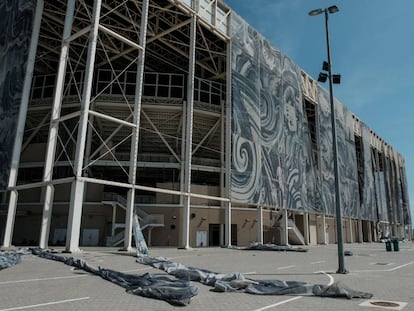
[385,240,392,252]
[392,239,400,252]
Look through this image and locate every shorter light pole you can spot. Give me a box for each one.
[309,5,347,274]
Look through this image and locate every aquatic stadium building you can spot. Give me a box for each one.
[0,0,411,252]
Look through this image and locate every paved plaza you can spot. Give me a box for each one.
[1,242,413,311]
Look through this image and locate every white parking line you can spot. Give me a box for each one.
[387,261,414,271]
[353,260,414,273]
[251,296,302,311]
[316,271,335,286]
[0,297,90,311]
[311,261,326,265]
[0,275,87,285]
[250,269,335,311]
[277,265,296,270]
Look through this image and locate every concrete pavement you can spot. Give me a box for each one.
[1,242,413,310]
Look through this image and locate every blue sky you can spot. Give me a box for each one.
[224,0,414,221]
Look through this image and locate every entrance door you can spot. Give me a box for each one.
[196,230,207,247]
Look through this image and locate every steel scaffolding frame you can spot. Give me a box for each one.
[2,0,232,252]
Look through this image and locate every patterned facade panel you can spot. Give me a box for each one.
[316,87,335,215]
[315,88,360,217]
[231,14,316,211]
[231,14,261,204]
[229,13,410,224]
[0,0,35,189]
[335,102,359,218]
[398,157,411,225]
[360,124,377,220]
[383,152,395,223]
[391,150,404,225]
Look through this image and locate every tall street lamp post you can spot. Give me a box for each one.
[309,5,347,274]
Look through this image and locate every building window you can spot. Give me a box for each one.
[354,135,364,205]
[303,98,320,172]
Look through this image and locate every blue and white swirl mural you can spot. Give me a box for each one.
[231,13,315,213]
[0,0,35,189]
[230,13,410,223]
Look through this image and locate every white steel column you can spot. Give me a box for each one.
[257,206,263,244]
[179,101,187,207]
[66,0,102,252]
[349,219,353,243]
[367,221,372,242]
[358,219,363,243]
[39,0,76,249]
[2,0,44,248]
[280,209,289,246]
[224,37,232,247]
[124,0,149,251]
[303,212,309,245]
[181,15,196,249]
[321,214,327,244]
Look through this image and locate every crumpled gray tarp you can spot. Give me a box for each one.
[0,250,24,270]
[240,242,309,252]
[137,255,373,299]
[32,249,198,306]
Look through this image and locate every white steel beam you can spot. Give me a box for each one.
[81,176,229,202]
[192,118,220,155]
[21,111,51,152]
[181,15,196,249]
[146,18,192,44]
[89,114,132,159]
[88,110,136,128]
[3,0,44,248]
[66,0,102,253]
[8,177,74,192]
[141,110,181,162]
[124,0,150,251]
[98,24,143,51]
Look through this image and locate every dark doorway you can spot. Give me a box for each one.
[209,224,221,246]
[231,224,237,246]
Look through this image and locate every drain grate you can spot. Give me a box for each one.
[359,300,407,310]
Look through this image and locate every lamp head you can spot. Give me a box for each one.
[327,5,339,14]
[308,8,323,16]
[318,72,328,83]
[332,74,341,84]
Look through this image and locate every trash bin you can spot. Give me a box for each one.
[392,239,400,252]
[385,240,392,252]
